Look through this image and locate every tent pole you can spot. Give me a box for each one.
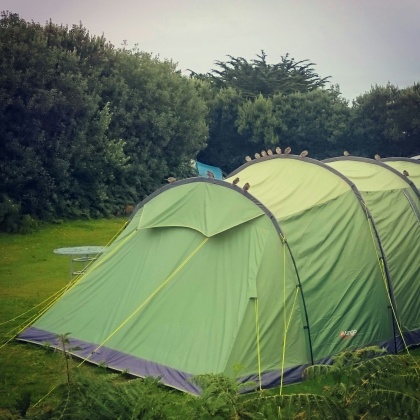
[283,239,314,365]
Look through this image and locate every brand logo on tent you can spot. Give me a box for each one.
[340,330,357,339]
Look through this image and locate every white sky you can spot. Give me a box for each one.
[2,0,419,100]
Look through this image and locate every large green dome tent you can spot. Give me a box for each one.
[382,157,420,191]
[324,156,420,349]
[17,155,419,394]
[226,155,397,362]
[18,178,310,394]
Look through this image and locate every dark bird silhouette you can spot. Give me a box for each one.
[243,182,250,192]
[403,170,410,176]
[232,177,240,185]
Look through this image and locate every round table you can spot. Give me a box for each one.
[53,246,106,278]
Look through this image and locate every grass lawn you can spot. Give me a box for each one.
[1,217,419,418]
[0,217,128,417]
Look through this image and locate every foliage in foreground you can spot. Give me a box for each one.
[5,346,417,419]
[303,346,420,419]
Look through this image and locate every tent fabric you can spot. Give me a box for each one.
[18,155,420,394]
[137,182,265,237]
[323,157,419,194]
[324,157,420,347]
[226,157,352,219]
[382,157,420,191]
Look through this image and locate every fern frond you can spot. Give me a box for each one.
[359,389,420,419]
[243,393,345,419]
[348,354,419,392]
[303,364,333,380]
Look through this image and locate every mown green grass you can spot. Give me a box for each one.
[0,218,128,417]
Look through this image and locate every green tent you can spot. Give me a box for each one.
[19,179,309,393]
[324,157,420,348]
[18,156,420,393]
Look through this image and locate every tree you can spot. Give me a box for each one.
[192,51,331,98]
[0,12,130,221]
[194,51,337,173]
[234,87,351,162]
[197,87,249,173]
[271,87,351,158]
[103,49,208,199]
[389,83,420,156]
[0,12,208,230]
[348,84,401,157]
[237,94,280,146]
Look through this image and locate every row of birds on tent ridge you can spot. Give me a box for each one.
[233,148,411,191]
[165,148,411,189]
[244,148,411,177]
[246,147,387,163]
[246,145,296,161]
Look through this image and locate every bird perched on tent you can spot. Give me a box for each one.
[343,150,350,156]
[300,150,309,158]
[284,146,292,155]
[261,150,267,157]
[275,147,282,154]
[243,182,250,192]
[403,170,410,176]
[255,152,261,159]
[374,154,381,161]
[245,156,252,162]
[166,177,177,183]
[232,177,240,185]
[267,149,273,156]
[207,171,215,178]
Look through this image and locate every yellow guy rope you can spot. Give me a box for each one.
[57,219,130,287]
[79,223,136,276]
[0,220,129,347]
[77,237,209,368]
[0,287,63,327]
[62,219,131,283]
[0,285,75,350]
[254,298,262,390]
[279,235,300,396]
[280,286,300,396]
[1,272,89,348]
[280,236,287,395]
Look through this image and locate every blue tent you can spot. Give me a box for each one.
[195,161,224,179]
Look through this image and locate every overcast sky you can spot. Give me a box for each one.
[2,0,419,100]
